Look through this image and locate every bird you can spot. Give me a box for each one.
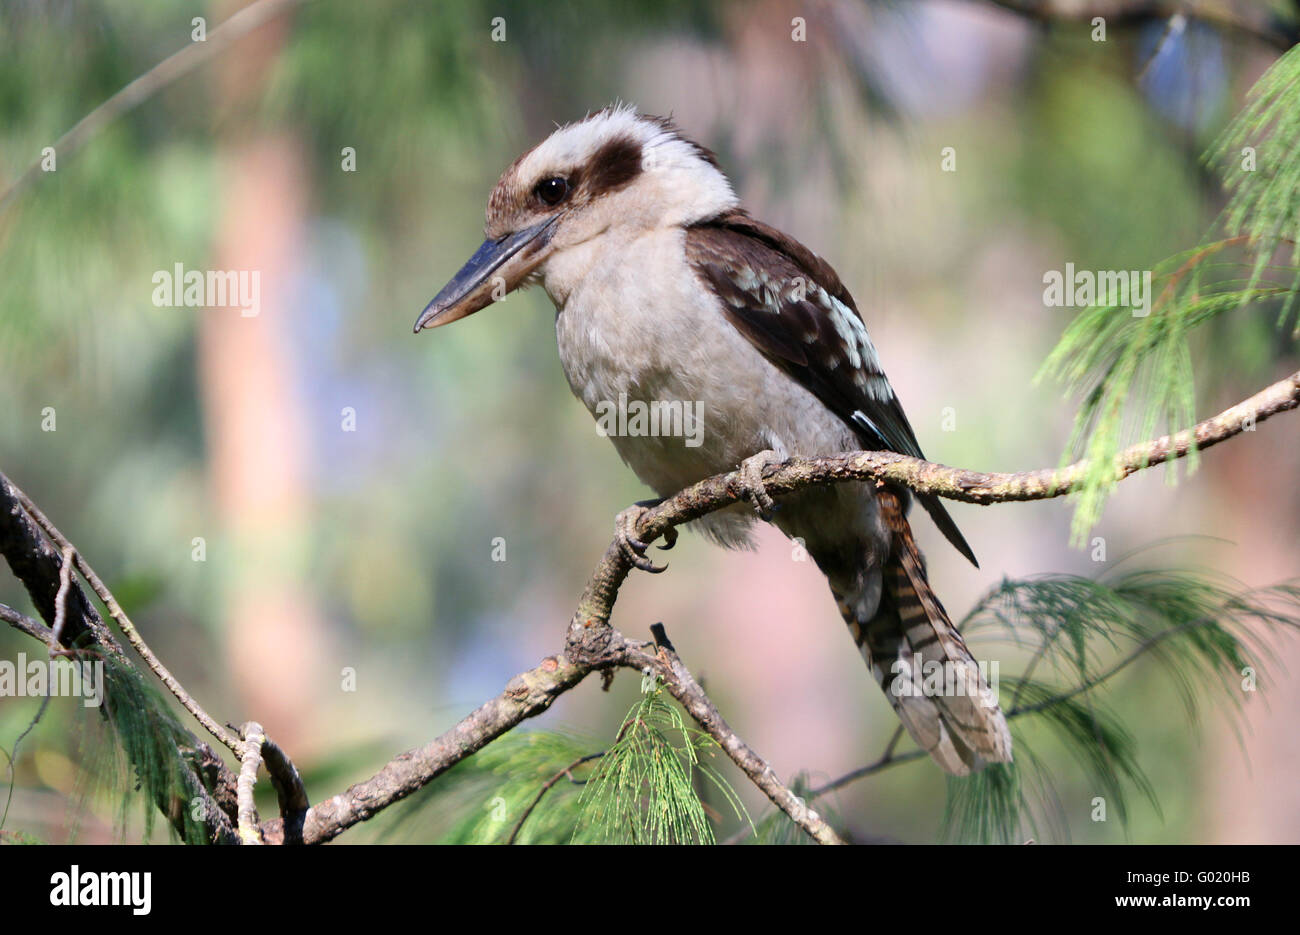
[415,105,1011,775]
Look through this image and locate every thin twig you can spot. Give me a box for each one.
[237,722,267,845]
[1137,13,1187,84]
[260,733,309,845]
[1,548,79,833]
[808,727,911,800]
[0,602,53,644]
[507,753,604,845]
[1007,621,1062,714]
[970,0,1296,52]
[0,0,310,218]
[1006,616,1230,716]
[1,477,240,843]
[0,472,121,655]
[14,485,241,754]
[633,624,846,845]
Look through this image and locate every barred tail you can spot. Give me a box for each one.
[839,489,1012,775]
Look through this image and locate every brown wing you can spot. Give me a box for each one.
[685,209,978,567]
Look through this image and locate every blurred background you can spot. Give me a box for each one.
[1,0,1298,843]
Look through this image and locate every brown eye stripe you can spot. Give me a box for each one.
[583,135,642,195]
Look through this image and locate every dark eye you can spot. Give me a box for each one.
[535,177,569,206]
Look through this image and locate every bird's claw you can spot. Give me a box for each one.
[616,501,672,574]
[738,449,780,520]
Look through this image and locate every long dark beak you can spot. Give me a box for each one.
[413,217,558,333]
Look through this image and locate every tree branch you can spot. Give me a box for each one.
[636,623,844,845]
[971,0,1297,51]
[0,471,239,844]
[0,473,122,657]
[13,482,241,755]
[258,620,843,845]
[260,732,309,845]
[576,369,1300,630]
[268,366,1296,843]
[236,722,267,845]
[0,602,53,644]
[265,650,590,845]
[4,367,1295,844]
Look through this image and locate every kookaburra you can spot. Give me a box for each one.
[416,105,1011,774]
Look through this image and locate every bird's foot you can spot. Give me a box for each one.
[738,449,781,520]
[615,499,678,574]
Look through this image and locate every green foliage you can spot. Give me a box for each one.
[943,761,1029,845]
[937,568,1300,843]
[387,679,750,844]
[390,729,597,845]
[1,643,221,844]
[572,678,749,844]
[735,567,1296,845]
[964,567,1286,705]
[1039,243,1299,543]
[1208,43,1300,331]
[1040,45,1300,542]
[746,772,843,845]
[480,568,1297,846]
[76,653,220,844]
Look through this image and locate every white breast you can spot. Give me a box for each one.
[545,226,864,548]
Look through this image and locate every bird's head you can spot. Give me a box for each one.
[414,104,738,332]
